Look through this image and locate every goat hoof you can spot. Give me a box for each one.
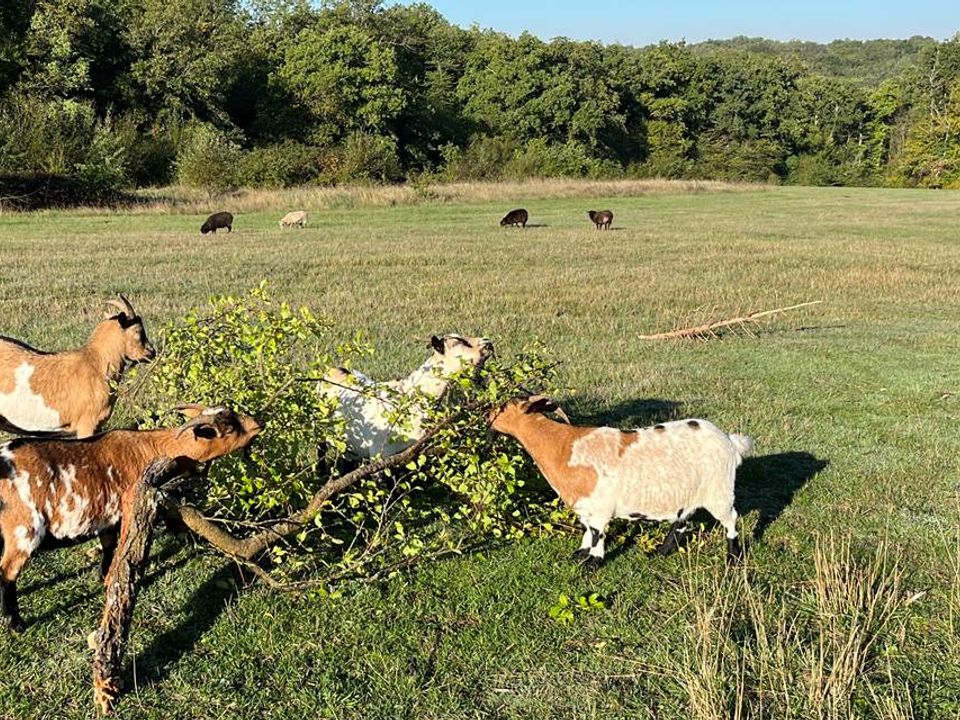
[572,548,590,560]
[726,538,744,565]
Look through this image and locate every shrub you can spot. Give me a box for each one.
[127,284,567,585]
[507,139,622,179]
[330,132,402,184]
[175,123,242,190]
[237,141,326,188]
[439,135,519,181]
[695,135,785,183]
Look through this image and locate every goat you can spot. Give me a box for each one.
[200,211,233,234]
[489,396,754,566]
[0,295,155,438]
[587,210,613,230]
[0,404,263,631]
[279,210,308,228]
[500,209,528,228]
[319,334,493,459]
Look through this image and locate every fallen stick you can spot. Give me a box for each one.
[638,301,823,340]
[92,457,180,715]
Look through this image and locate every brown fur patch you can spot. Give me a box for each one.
[490,404,598,506]
[618,431,640,456]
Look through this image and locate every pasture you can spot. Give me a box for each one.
[0,181,958,718]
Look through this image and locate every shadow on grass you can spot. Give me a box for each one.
[736,451,828,540]
[573,396,684,428]
[26,540,191,625]
[131,563,238,689]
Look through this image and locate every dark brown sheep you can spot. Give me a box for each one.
[500,208,528,228]
[587,210,613,230]
[200,211,233,234]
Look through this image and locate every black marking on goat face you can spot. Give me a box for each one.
[687,420,700,430]
[115,313,142,329]
[429,335,445,353]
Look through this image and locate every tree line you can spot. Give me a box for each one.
[0,0,958,204]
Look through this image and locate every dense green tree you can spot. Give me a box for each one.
[120,0,248,125]
[0,0,957,194]
[274,23,405,145]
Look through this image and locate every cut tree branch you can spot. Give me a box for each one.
[92,457,180,715]
[638,301,823,340]
[160,401,482,562]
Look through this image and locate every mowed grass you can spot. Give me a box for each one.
[0,183,959,718]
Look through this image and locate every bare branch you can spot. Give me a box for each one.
[638,301,824,340]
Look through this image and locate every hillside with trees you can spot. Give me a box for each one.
[0,0,958,205]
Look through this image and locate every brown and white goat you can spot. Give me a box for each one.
[0,295,155,438]
[0,404,263,631]
[489,396,754,566]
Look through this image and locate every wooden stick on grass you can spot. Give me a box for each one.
[638,301,824,340]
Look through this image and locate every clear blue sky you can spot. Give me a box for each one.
[391,1,959,45]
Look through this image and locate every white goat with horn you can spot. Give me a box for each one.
[319,334,493,459]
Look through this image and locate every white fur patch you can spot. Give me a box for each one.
[13,524,36,553]
[569,420,740,524]
[0,362,62,432]
[50,464,95,539]
[11,466,45,549]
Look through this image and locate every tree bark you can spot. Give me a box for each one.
[92,457,179,715]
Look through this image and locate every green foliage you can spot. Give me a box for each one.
[129,283,340,520]
[548,592,606,625]
[439,135,519,181]
[175,123,242,190]
[331,132,402,184]
[236,141,325,188]
[0,0,957,195]
[274,24,405,145]
[128,283,567,584]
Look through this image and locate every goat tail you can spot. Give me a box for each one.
[728,434,755,460]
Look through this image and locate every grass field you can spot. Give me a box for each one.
[0,182,959,718]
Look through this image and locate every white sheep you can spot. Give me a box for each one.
[279,210,308,228]
[488,395,754,564]
[320,334,493,459]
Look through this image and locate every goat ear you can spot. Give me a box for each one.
[429,335,445,354]
[192,424,221,440]
[525,396,559,414]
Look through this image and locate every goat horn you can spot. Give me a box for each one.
[553,406,572,424]
[106,295,136,317]
[175,413,222,439]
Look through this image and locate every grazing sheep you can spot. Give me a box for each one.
[200,211,233,234]
[500,209,528,228]
[319,335,493,459]
[489,396,754,565]
[587,210,613,230]
[280,210,308,228]
[0,404,263,631]
[0,295,155,438]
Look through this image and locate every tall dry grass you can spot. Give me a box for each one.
[99,177,763,215]
[668,536,913,720]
